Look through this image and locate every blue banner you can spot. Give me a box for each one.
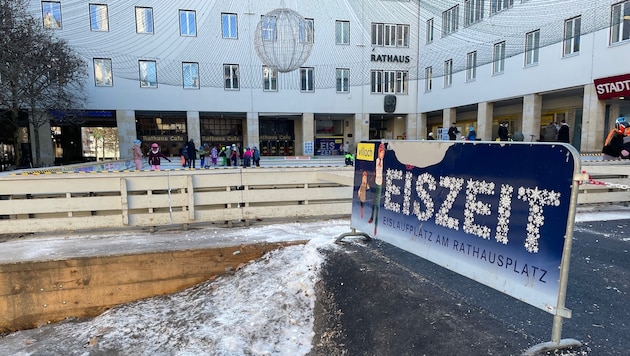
[351,140,579,315]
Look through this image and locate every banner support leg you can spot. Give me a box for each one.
[335,228,371,244]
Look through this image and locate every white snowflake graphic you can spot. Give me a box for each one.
[518,187,561,253]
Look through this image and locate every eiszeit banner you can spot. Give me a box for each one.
[351,140,580,315]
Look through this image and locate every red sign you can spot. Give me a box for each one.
[594,73,630,100]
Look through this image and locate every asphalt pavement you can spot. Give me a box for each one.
[309,218,629,355]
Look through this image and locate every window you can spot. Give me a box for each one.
[261,15,276,41]
[300,67,314,92]
[466,51,477,81]
[425,67,433,92]
[179,10,196,36]
[563,16,581,56]
[444,59,453,87]
[93,58,112,86]
[224,64,239,90]
[300,18,314,43]
[372,23,409,47]
[371,70,408,94]
[395,71,408,94]
[89,4,108,32]
[336,68,349,93]
[383,71,396,93]
[336,20,350,44]
[371,70,382,93]
[426,18,434,43]
[490,0,514,15]
[525,29,540,66]
[493,41,506,74]
[384,24,396,47]
[182,62,199,89]
[371,23,384,46]
[263,65,277,91]
[396,24,410,47]
[610,1,630,44]
[442,6,459,36]
[42,1,62,29]
[222,13,238,39]
[139,60,157,88]
[135,7,153,34]
[464,0,484,27]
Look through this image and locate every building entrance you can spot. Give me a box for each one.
[259,116,297,156]
[135,111,187,157]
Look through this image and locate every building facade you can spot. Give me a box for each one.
[25,0,630,164]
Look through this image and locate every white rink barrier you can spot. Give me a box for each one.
[0,167,354,235]
[0,161,626,235]
[578,161,630,205]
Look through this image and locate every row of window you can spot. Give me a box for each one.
[41,2,410,47]
[428,0,630,46]
[434,0,516,39]
[93,58,409,94]
[424,27,552,91]
[424,0,630,92]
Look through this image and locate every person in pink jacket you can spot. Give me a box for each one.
[147,143,171,170]
[132,139,143,170]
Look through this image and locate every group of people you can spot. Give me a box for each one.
[430,123,477,141]
[602,117,630,160]
[436,120,571,143]
[541,120,571,143]
[131,139,262,171]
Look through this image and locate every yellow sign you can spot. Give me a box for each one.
[356,142,375,161]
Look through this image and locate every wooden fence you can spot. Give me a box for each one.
[0,167,354,235]
[0,161,628,236]
[578,161,630,206]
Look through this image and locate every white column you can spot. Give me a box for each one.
[406,113,421,140]
[477,102,493,141]
[522,94,542,142]
[581,83,606,152]
[355,113,370,143]
[442,108,456,129]
[301,112,314,156]
[186,111,201,145]
[116,110,137,160]
[30,116,54,166]
[246,112,259,149]
[419,113,428,140]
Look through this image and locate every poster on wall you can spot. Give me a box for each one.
[315,137,343,156]
[351,140,580,315]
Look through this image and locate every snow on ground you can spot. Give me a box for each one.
[0,207,628,355]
